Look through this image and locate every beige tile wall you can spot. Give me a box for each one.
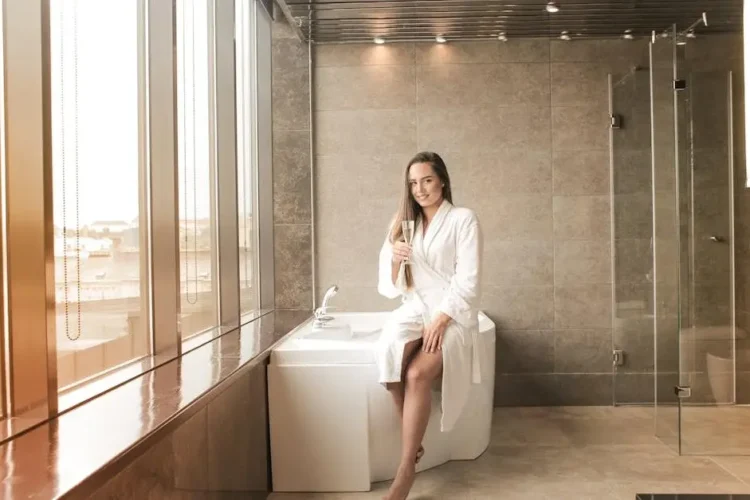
[312,39,651,405]
[307,34,744,406]
[273,18,312,310]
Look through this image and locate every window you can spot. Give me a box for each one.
[50,0,148,389]
[176,0,219,337]
[236,0,259,316]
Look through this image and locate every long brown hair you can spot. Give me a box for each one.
[389,152,453,288]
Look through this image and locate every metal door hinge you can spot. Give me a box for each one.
[673,79,687,91]
[612,349,625,366]
[675,385,692,398]
[610,114,622,129]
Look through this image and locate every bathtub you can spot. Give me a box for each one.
[267,311,496,492]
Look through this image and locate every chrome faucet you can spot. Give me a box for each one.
[314,285,338,327]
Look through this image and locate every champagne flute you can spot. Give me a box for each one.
[402,220,415,265]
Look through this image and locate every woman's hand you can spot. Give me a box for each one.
[391,241,411,263]
[421,314,451,353]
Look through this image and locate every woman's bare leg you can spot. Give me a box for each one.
[384,350,443,500]
[385,339,422,418]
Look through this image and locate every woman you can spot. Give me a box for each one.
[375,151,483,500]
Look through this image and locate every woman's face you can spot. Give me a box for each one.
[408,162,443,210]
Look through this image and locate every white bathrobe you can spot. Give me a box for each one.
[375,199,483,433]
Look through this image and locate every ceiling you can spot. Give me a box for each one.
[274,0,743,44]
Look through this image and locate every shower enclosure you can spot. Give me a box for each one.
[610,25,739,455]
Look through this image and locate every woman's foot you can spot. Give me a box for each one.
[383,464,416,500]
[415,445,424,464]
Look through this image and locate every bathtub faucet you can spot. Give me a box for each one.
[314,285,338,326]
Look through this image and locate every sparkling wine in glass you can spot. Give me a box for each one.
[402,220,415,264]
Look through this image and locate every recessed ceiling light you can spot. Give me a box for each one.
[622,29,634,40]
[498,32,508,42]
[546,2,560,13]
[373,36,385,44]
[435,35,447,43]
[559,30,571,41]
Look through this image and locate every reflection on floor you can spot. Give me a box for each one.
[680,405,750,455]
[269,406,750,500]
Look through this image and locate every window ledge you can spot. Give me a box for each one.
[0,309,311,499]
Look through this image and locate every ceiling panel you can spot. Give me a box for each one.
[275,0,742,44]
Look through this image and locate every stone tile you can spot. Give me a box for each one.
[553,195,610,240]
[554,284,612,329]
[552,150,610,196]
[314,43,415,67]
[273,131,311,224]
[589,443,742,484]
[685,34,743,72]
[614,238,652,285]
[481,286,554,331]
[274,224,313,309]
[496,330,555,374]
[273,37,308,71]
[455,149,552,196]
[272,17,299,40]
[314,109,416,157]
[494,373,559,406]
[554,329,612,373]
[314,65,416,111]
[612,148,652,195]
[419,105,550,153]
[484,240,554,286]
[613,317,655,373]
[552,105,609,151]
[550,39,649,69]
[416,39,549,64]
[614,373,654,404]
[478,194,553,241]
[417,63,550,108]
[554,239,611,285]
[555,374,613,405]
[314,286,397,312]
[551,63,609,107]
[273,66,310,132]
[614,192,653,239]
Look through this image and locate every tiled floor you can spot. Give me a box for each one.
[269,406,750,499]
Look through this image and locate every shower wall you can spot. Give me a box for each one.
[610,59,657,404]
[612,35,743,405]
[312,39,646,406]
[308,33,744,406]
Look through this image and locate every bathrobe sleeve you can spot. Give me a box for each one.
[439,211,482,326]
[378,235,403,299]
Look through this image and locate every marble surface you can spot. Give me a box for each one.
[269,406,750,500]
[0,310,311,500]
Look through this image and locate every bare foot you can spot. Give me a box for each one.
[383,464,416,500]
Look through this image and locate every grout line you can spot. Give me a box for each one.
[708,455,750,486]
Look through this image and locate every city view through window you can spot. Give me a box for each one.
[50,0,256,390]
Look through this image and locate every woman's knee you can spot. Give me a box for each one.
[405,363,432,386]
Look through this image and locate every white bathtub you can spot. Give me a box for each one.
[267,311,496,492]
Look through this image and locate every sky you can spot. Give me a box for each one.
[49,0,248,228]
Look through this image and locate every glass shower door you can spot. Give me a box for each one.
[610,49,656,405]
[651,25,682,453]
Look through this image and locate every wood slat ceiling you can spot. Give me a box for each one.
[275,0,742,43]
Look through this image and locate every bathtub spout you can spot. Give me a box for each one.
[314,285,339,326]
